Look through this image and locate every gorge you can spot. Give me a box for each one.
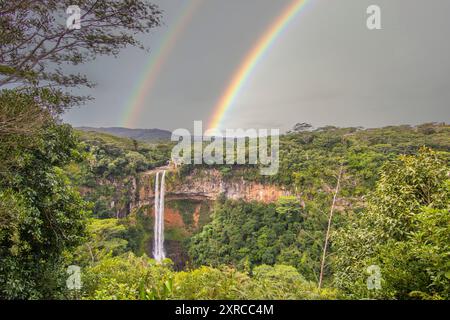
[80,161,357,270]
[134,167,295,268]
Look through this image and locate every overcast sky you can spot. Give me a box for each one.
[63,0,450,132]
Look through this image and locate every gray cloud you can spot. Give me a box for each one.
[64,0,450,132]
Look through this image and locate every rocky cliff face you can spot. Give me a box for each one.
[135,168,293,207]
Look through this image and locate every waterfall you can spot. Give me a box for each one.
[153,170,166,262]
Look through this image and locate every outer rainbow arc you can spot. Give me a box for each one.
[208,0,309,130]
[122,0,203,128]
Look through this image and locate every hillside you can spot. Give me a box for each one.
[3,120,448,300]
[67,123,450,288]
[77,126,172,142]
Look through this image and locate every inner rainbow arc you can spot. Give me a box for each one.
[122,0,203,128]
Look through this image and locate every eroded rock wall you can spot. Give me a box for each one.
[136,168,292,205]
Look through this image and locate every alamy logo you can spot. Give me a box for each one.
[66,5,81,30]
[366,265,382,290]
[171,121,279,176]
[66,265,82,290]
[366,5,382,30]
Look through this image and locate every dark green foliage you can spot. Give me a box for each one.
[68,130,172,218]
[188,197,305,270]
[0,0,166,300]
[81,253,340,300]
[186,124,450,290]
[376,208,449,299]
[0,118,88,299]
[0,0,162,111]
[333,148,449,299]
[122,208,154,256]
[242,123,449,193]
[77,130,171,179]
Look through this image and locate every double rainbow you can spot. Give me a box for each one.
[208,0,310,130]
[122,0,309,129]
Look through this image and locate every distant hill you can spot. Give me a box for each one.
[77,127,172,142]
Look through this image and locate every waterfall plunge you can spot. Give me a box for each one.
[153,171,166,262]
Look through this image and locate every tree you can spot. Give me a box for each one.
[332,148,449,299]
[0,122,89,299]
[82,253,173,300]
[290,123,313,133]
[0,1,164,298]
[376,207,449,299]
[132,139,139,151]
[0,90,51,177]
[0,0,162,111]
[275,196,302,219]
[173,266,248,300]
[188,200,305,273]
[70,218,128,266]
